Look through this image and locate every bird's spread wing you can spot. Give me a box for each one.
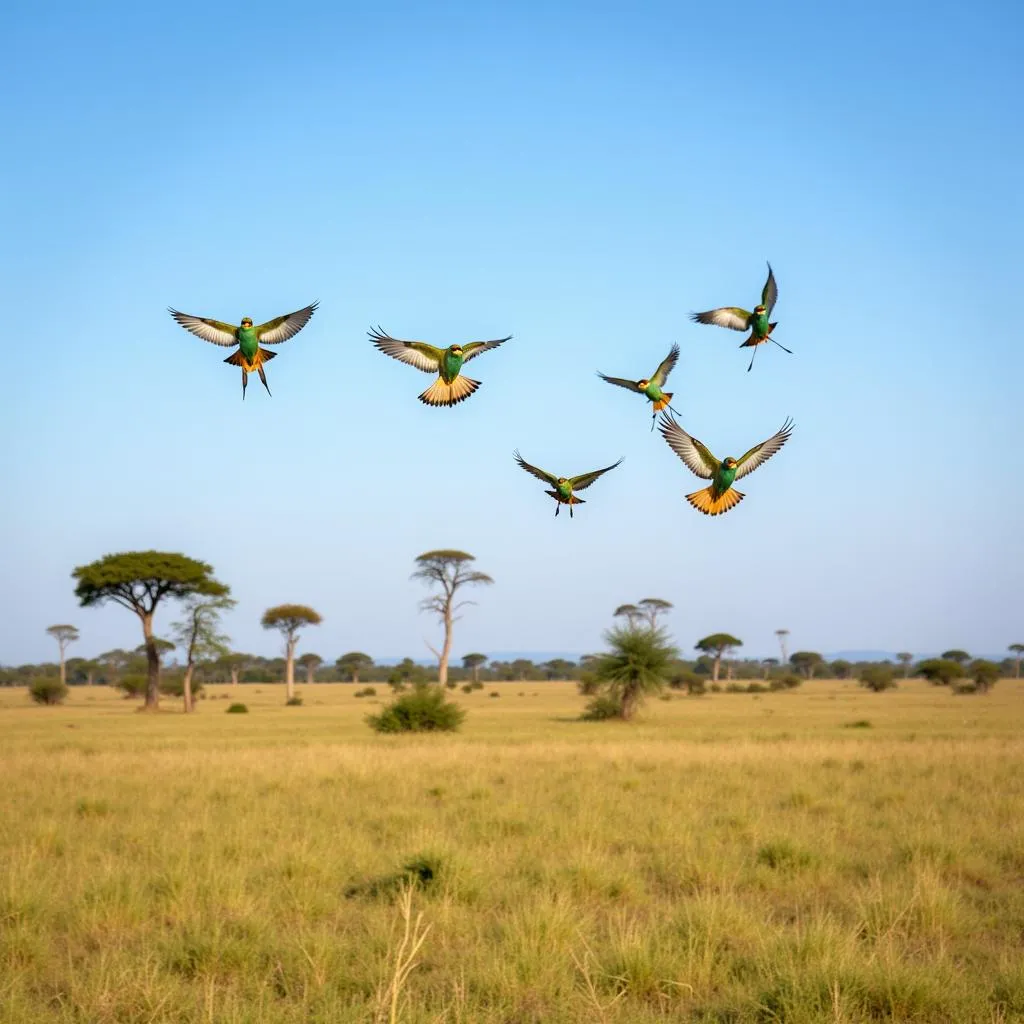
[597,373,643,394]
[570,458,623,491]
[462,336,512,363]
[658,414,718,479]
[368,327,444,373]
[513,451,559,487]
[651,343,680,387]
[256,302,319,344]
[168,309,238,347]
[734,417,794,480]
[761,264,778,317]
[690,307,752,332]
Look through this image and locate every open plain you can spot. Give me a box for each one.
[2,680,1023,1023]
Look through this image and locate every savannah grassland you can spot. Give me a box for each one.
[2,680,1024,1024]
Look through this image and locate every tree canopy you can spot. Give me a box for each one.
[74,552,228,614]
[941,649,970,665]
[789,651,824,678]
[261,605,323,633]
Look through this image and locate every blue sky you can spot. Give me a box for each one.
[2,0,1021,666]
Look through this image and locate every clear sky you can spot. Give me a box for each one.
[2,0,1021,666]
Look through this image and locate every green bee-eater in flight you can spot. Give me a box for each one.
[690,263,791,371]
[597,343,681,430]
[169,302,319,398]
[369,326,511,407]
[658,413,793,516]
[513,451,623,518]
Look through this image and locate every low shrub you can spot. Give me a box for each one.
[489,691,500,698]
[859,665,897,692]
[353,686,377,698]
[461,683,473,694]
[285,696,303,706]
[226,703,248,714]
[29,677,68,705]
[366,683,466,733]
[159,676,204,698]
[580,694,622,721]
[117,674,147,699]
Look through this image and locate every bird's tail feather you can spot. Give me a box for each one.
[740,323,778,349]
[224,348,277,368]
[685,486,744,516]
[545,490,584,505]
[652,392,673,413]
[419,375,479,407]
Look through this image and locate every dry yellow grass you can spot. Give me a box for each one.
[2,679,1023,1022]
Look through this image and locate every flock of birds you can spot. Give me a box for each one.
[168,264,794,518]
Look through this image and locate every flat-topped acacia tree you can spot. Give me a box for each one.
[297,653,322,685]
[695,633,743,683]
[336,652,373,684]
[412,550,493,687]
[72,552,229,711]
[261,605,322,702]
[462,653,488,684]
[45,625,79,686]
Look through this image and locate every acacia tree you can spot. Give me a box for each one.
[695,633,743,683]
[336,652,373,684]
[97,648,132,685]
[66,657,99,686]
[46,625,80,686]
[775,629,790,665]
[217,652,249,687]
[298,653,323,685]
[790,651,824,679]
[761,657,779,679]
[896,652,914,678]
[638,598,673,629]
[1007,644,1023,679]
[613,604,641,628]
[586,626,677,721]
[73,552,229,711]
[462,653,488,683]
[171,595,234,712]
[412,550,493,687]
[941,649,970,665]
[261,605,322,702]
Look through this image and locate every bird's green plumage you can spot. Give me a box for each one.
[712,464,738,496]
[643,382,667,401]
[237,326,259,360]
[440,348,465,383]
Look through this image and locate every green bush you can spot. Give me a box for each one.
[489,691,500,698]
[746,682,767,694]
[226,703,248,714]
[580,695,623,721]
[917,658,962,686]
[117,674,147,698]
[970,659,1000,694]
[285,695,303,706]
[725,682,746,693]
[461,683,473,694]
[353,686,377,698]
[29,677,68,705]
[471,680,484,691]
[859,665,896,692]
[779,674,803,689]
[366,684,466,733]
[672,670,706,695]
[159,675,204,698]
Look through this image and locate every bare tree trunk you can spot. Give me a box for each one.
[726,662,734,681]
[183,664,195,713]
[438,602,453,687]
[58,644,67,687]
[142,613,160,711]
[285,635,296,701]
[472,666,479,684]
[305,665,315,685]
[351,669,360,686]
[231,667,239,687]
[712,654,721,683]
[87,670,95,686]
